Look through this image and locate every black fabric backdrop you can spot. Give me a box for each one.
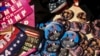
[29,0,100,23]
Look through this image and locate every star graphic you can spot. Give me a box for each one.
[20,34,24,37]
[0,55,4,56]
[13,44,17,47]
[10,47,13,51]
[17,40,20,43]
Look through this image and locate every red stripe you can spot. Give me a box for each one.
[0,27,19,53]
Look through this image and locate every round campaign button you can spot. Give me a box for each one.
[91,19,100,37]
[92,19,100,30]
[44,22,64,41]
[41,40,60,56]
[0,26,27,56]
[58,48,69,56]
[68,46,84,56]
[95,50,100,56]
[77,12,87,22]
[64,21,70,30]
[36,21,51,30]
[61,31,80,48]
[69,21,81,31]
[61,10,74,20]
[80,23,91,34]
[83,47,95,56]
[78,32,88,50]
[88,38,100,50]
[54,18,70,31]
[91,28,100,37]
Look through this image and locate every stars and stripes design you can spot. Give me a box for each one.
[0,27,27,56]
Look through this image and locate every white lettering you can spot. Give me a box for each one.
[0,2,2,6]
[0,13,3,19]
[0,39,7,48]
[11,0,16,4]
[4,9,10,16]
[7,19,13,24]
[3,14,14,21]
[21,10,26,17]
[10,6,16,12]
[5,2,11,7]
[15,14,21,21]
[6,15,10,19]
[10,13,14,17]
[5,50,11,56]
[24,20,29,25]
[3,17,6,21]
[16,1,22,8]
[1,22,7,28]
[4,33,11,42]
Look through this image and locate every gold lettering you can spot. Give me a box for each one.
[25,42,32,47]
[31,38,39,44]
[26,37,39,45]
[30,38,34,43]
[35,39,39,44]
[23,46,29,51]
[26,37,31,42]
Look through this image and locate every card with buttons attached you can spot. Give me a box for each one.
[0,26,27,56]
[14,23,44,56]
